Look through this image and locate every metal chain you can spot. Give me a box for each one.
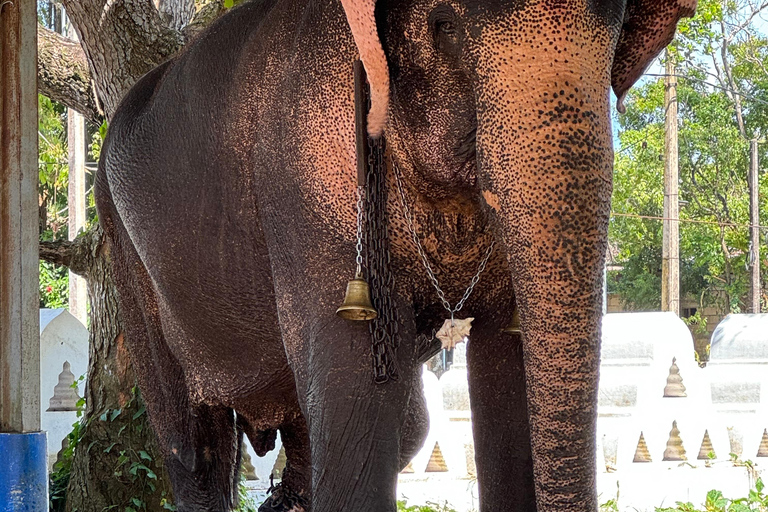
[365,135,400,383]
[355,186,365,275]
[392,162,495,322]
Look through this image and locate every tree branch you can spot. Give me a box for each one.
[181,0,226,42]
[39,226,104,277]
[158,0,195,31]
[61,0,183,119]
[37,25,102,124]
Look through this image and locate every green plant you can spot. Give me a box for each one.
[233,476,259,512]
[655,479,768,512]
[397,498,458,512]
[49,419,85,512]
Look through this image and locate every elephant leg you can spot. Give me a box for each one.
[399,373,429,471]
[300,318,413,512]
[467,320,536,512]
[259,415,312,512]
[103,200,240,511]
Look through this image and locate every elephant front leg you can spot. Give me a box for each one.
[467,318,536,512]
[300,318,414,512]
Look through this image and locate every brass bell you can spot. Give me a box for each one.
[502,308,522,335]
[336,271,377,321]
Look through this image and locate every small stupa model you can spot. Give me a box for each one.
[633,432,652,463]
[425,442,449,472]
[47,361,81,412]
[756,429,768,457]
[663,358,687,397]
[663,420,687,461]
[271,446,287,479]
[697,430,716,460]
[241,442,258,480]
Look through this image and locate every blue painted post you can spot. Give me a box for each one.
[0,433,48,512]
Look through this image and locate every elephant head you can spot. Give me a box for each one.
[338,0,696,508]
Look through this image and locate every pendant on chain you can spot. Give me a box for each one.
[436,317,474,350]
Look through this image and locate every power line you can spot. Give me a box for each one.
[611,211,768,232]
[642,72,768,108]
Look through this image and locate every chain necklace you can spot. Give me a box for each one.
[392,161,495,349]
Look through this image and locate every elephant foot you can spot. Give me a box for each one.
[259,480,308,512]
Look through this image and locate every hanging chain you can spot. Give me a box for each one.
[355,186,365,276]
[365,135,401,383]
[393,162,495,323]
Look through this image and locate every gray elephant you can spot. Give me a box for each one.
[94,0,696,510]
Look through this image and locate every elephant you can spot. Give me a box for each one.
[94,0,696,510]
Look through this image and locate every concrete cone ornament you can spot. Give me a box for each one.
[697,430,716,460]
[271,445,287,479]
[663,420,687,461]
[757,429,768,457]
[425,442,448,472]
[633,432,652,463]
[663,357,687,397]
[241,442,258,480]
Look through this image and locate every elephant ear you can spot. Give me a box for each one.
[611,0,697,113]
[340,0,390,137]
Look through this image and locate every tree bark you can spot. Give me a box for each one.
[37,26,101,124]
[70,228,174,511]
[60,0,183,119]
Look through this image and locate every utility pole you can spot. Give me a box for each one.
[662,51,681,316]
[66,18,88,325]
[749,139,761,313]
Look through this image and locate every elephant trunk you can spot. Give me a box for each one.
[471,13,614,510]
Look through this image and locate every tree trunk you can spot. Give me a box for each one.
[42,227,174,511]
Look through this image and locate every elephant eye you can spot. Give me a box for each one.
[429,4,460,54]
[437,20,456,35]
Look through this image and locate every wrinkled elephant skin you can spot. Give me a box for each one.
[95,0,696,510]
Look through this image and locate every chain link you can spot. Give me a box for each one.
[393,162,495,322]
[365,135,400,383]
[355,186,365,275]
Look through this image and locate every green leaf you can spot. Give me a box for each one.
[104,442,117,453]
[132,404,146,420]
[139,450,152,461]
[756,478,764,493]
[110,408,122,422]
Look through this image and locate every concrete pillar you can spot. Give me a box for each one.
[67,111,88,324]
[0,0,48,507]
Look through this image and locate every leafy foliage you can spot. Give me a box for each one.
[610,0,768,313]
[396,499,459,512]
[38,95,71,309]
[49,386,175,511]
[656,479,768,512]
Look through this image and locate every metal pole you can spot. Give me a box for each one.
[662,51,680,316]
[749,139,761,313]
[0,0,47,507]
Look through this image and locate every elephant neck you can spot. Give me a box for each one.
[386,150,497,273]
